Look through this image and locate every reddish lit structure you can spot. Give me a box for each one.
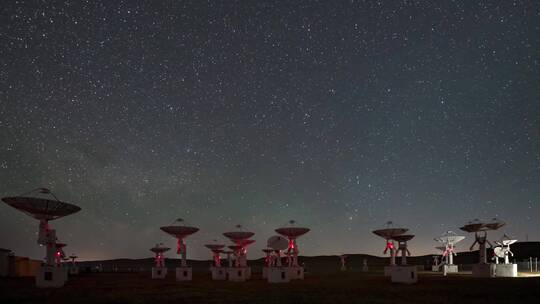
[275,220,310,268]
[150,243,170,268]
[54,243,67,267]
[223,225,255,282]
[160,218,199,281]
[373,222,417,283]
[275,220,310,280]
[372,221,408,268]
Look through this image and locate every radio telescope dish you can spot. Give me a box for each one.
[460,218,504,265]
[204,243,225,251]
[204,240,225,268]
[494,247,505,258]
[150,243,170,254]
[484,218,506,231]
[223,224,255,242]
[372,221,408,266]
[1,188,81,270]
[496,234,517,247]
[267,235,288,251]
[275,220,310,239]
[459,219,486,232]
[160,218,199,268]
[274,220,310,269]
[493,234,518,265]
[160,218,199,239]
[223,225,256,269]
[1,188,81,221]
[372,221,408,239]
[435,231,465,245]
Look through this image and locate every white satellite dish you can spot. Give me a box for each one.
[267,235,288,251]
[493,234,518,265]
[494,247,505,258]
[267,235,288,268]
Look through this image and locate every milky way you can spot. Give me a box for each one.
[1,1,539,261]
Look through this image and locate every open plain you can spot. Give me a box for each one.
[2,270,540,304]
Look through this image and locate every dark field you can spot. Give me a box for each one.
[2,271,540,304]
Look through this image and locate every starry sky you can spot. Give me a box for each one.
[1,1,539,261]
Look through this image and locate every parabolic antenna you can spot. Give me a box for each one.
[274,220,310,268]
[461,218,504,265]
[223,224,255,268]
[223,225,255,242]
[435,231,465,245]
[2,188,82,271]
[160,218,199,268]
[267,235,289,251]
[1,188,81,221]
[484,218,506,231]
[150,243,170,254]
[275,220,310,239]
[372,221,409,266]
[459,219,486,232]
[205,240,225,268]
[160,218,199,238]
[460,218,505,233]
[497,236,517,247]
[372,221,408,239]
[205,244,225,251]
[494,247,506,258]
[493,234,517,265]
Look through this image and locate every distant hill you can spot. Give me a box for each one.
[76,241,540,274]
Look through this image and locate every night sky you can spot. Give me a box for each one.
[1,1,539,261]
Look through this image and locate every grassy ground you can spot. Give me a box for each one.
[1,271,540,304]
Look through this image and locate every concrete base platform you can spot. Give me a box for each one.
[443,264,458,274]
[227,267,249,282]
[210,267,227,280]
[287,266,304,280]
[36,266,68,288]
[175,267,192,281]
[495,264,517,277]
[472,263,496,278]
[390,266,417,284]
[268,267,290,283]
[152,267,167,279]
